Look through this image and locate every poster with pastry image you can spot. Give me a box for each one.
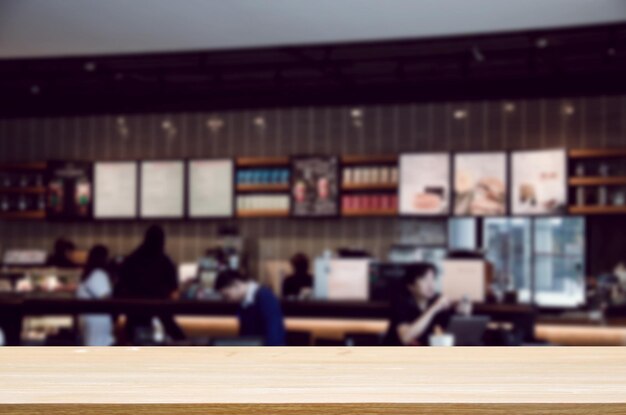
[454,152,507,216]
[511,149,566,215]
[399,153,450,215]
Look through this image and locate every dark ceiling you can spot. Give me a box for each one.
[1,22,625,117]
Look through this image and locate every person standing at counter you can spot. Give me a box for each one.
[282,253,313,299]
[215,270,286,346]
[77,245,113,346]
[47,238,77,268]
[384,262,462,346]
[117,225,185,343]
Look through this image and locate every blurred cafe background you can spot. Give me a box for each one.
[1,1,626,347]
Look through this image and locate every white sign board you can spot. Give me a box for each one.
[188,159,233,218]
[400,153,450,215]
[94,162,137,218]
[511,149,566,215]
[140,161,184,218]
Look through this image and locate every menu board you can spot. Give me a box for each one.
[47,161,93,220]
[399,153,450,215]
[454,152,507,216]
[94,162,137,218]
[140,161,184,218]
[291,156,339,217]
[188,159,233,218]
[511,149,566,215]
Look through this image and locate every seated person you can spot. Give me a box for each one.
[215,270,286,346]
[384,262,470,346]
[281,253,313,299]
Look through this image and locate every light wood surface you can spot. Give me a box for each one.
[0,347,625,414]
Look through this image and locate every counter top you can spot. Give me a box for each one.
[1,347,625,414]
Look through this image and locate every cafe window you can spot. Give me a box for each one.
[483,217,585,308]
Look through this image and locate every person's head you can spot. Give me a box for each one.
[53,238,75,258]
[214,270,249,302]
[82,245,109,281]
[293,180,306,202]
[142,225,165,254]
[317,177,330,199]
[290,252,309,275]
[403,262,438,300]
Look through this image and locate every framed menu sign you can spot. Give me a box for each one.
[140,161,184,219]
[291,156,339,217]
[454,152,507,216]
[399,153,450,215]
[188,159,234,218]
[511,149,567,215]
[94,162,138,219]
[47,161,93,220]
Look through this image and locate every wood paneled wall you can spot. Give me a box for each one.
[1,96,625,271]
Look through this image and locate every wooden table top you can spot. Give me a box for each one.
[1,347,625,414]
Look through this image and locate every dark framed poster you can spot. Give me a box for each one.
[47,161,93,220]
[399,153,450,216]
[511,149,567,215]
[291,156,339,217]
[454,152,507,216]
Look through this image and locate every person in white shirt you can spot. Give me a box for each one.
[76,245,114,346]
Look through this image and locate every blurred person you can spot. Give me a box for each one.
[282,252,313,299]
[47,238,77,268]
[77,245,113,346]
[118,225,185,343]
[317,176,330,200]
[384,262,470,346]
[215,270,285,346]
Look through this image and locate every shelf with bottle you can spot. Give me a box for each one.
[236,194,290,218]
[341,164,399,192]
[0,163,48,221]
[341,194,398,217]
[235,157,291,194]
[568,148,626,214]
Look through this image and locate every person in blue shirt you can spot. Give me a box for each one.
[214,270,286,346]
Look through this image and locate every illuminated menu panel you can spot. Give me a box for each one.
[94,162,137,219]
[140,161,184,218]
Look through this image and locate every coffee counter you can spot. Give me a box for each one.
[0,347,625,414]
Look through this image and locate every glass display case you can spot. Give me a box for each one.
[483,217,585,308]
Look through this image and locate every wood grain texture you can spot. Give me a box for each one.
[2,404,626,415]
[0,347,625,407]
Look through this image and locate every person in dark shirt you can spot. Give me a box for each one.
[117,225,185,343]
[215,270,286,346]
[281,253,313,299]
[384,262,454,346]
[47,238,77,268]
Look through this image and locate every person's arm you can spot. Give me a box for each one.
[396,296,449,345]
[258,290,286,346]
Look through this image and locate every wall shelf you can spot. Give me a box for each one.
[341,155,397,165]
[236,184,289,193]
[0,187,47,194]
[0,210,46,220]
[569,206,626,215]
[569,149,626,159]
[342,183,397,191]
[569,177,626,186]
[237,209,290,218]
[236,157,290,167]
[342,208,398,217]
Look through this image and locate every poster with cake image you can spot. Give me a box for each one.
[291,156,339,217]
[511,149,566,215]
[454,152,507,216]
[399,153,450,215]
